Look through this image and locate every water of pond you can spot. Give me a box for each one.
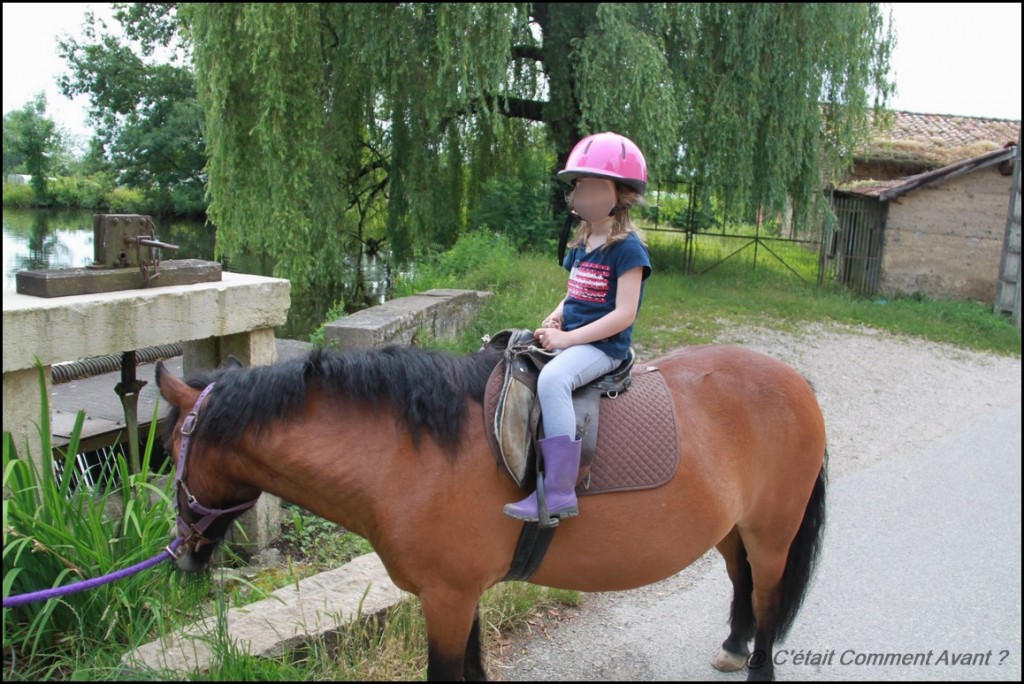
[2,208,398,340]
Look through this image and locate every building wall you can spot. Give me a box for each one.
[879,166,1013,301]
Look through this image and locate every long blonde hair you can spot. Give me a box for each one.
[567,182,647,250]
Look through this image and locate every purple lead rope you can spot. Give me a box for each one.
[2,537,183,608]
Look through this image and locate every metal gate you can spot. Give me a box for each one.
[821,194,886,296]
[645,181,823,283]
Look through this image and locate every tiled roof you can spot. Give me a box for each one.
[858,109,1020,167]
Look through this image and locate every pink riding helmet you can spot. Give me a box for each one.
[557,131,648,194]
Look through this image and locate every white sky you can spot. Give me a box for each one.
[2,1,1022,152]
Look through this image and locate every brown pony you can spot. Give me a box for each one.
[156,342,826,681]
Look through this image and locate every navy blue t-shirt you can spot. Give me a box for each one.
[561,232,652,360]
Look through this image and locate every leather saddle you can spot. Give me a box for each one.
[483,329,635,489]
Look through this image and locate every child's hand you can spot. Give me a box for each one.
[541,316,562,330]
[534,327,571,351]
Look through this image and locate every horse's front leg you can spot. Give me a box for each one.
[420,587,487,681]
[463,607,487,681]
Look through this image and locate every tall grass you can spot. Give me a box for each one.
[3,362,211,680]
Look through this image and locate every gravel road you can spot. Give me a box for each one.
[712,322,1020,480]
[492,321,1022,680]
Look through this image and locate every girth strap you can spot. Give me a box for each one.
[503,523,558,582]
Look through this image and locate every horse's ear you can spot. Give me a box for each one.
[223,355,244,370]
[155,360,170,389]
[156,361,197,409]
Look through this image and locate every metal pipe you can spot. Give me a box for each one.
[51,343,183,385]
[131,237,179,251]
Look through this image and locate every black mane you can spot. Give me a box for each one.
[167,345,502,453]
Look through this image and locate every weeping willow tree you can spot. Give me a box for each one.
[184,3,893,290]
[671,3,896,228]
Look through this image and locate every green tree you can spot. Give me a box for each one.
[58,3,205,214]
[185,2,894,288]
[2,94,63,204]
[671,3,896,228]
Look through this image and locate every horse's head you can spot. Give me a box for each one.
[156,358,259,572]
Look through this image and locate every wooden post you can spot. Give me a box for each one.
[995,128,1021,329]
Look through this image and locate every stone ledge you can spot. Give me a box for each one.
[2,272,291,374]
[123,552,409,674]
[323,288,492,349]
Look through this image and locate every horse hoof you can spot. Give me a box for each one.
[712,647,748,672]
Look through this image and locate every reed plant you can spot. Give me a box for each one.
[3,362,211,679]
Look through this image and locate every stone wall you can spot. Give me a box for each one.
[880,166,1013,301]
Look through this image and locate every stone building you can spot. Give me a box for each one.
[826,110,1019,301]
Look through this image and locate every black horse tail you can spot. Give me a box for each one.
[775,451,828,642]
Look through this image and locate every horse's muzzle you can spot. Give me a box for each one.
[173,537,220,573]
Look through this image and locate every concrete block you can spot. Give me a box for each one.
[323,289,492,350]
[2,273,290,533]
[2,366,50,463]
[422,289,494,341]
[123,552,409,674]
[181,328,279,378]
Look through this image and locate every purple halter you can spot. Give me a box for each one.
[168,383,259,559]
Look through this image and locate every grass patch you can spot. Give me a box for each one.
[275,505,375,573]
[401,229,1019,358]
[191,582,579,681]
[479,582,581,638]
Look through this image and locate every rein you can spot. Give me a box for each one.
[3,382,257,608]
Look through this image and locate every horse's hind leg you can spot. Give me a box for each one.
[738,525,795,682]
[713,527,755,672]
[741,461,828,681]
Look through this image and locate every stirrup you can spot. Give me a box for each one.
[536,477,579,528]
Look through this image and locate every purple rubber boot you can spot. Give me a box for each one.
[503,434,582,523]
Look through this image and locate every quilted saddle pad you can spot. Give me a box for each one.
[483,364,680,496]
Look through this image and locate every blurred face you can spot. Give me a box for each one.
[572,177,617,224]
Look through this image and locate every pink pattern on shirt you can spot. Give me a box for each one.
[568,261,610,303]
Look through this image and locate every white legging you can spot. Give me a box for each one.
[537,344,620,440]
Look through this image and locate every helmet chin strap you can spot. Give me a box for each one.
[557,211,580,266]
